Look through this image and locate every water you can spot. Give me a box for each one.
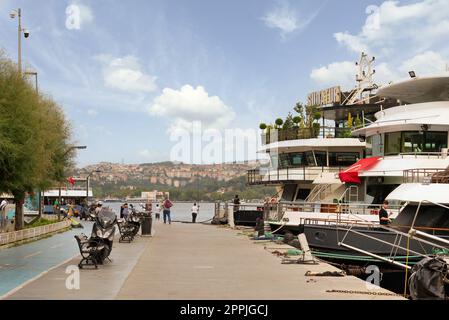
[103,201,216,223]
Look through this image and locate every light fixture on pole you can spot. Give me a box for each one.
[86,170,101,205]
[57,145,87,220]
[409,71,416,78]
[10,8,29,75]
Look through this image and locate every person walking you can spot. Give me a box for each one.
[122,203,129,220]
[191,203,199,223]
[155,203,161,221]
[162,197,173,224]
[233,194,240,212]
[379,200,392,225]
[120,203,124,218]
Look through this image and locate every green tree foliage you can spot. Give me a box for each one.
[0,53,73,230]
[282,112,295,130]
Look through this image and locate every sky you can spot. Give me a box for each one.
[1,0,449,167]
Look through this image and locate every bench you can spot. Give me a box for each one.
[74,234,105,269]
[117,219,135,243]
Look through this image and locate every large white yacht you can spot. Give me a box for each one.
[248,53,404,232]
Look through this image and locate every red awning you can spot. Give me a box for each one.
[338,157,381,184]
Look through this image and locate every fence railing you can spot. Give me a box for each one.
[247,166,341,185]
[0,220,71,246]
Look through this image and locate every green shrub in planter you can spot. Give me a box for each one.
[275,118,283,127]
[259,123,267,130]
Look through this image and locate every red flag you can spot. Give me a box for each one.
[67,177,75,185]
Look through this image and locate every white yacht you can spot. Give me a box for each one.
[249,53,403,232]
[260,70,449,233]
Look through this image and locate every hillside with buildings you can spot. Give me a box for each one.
[74,161,275,201]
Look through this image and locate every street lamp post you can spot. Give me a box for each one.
[24,70,38,94]
[56,145,87,220]
[86,170,101,206]
[10,8,30,75]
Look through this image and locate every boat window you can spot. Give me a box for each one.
[402,131,423,153]
[328,152,360,167]
[423,132,447,152]
[304,151,326,166]
[384,132,401,155]
[314,151,327,166]
[290,152,305,166]
[279,153,290,168]
[385,131,448,155]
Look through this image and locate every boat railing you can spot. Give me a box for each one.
[384,152,447,159]
[277,201,401,216]
[247,166,342,185]
[403,168,449,183]
[330,202,449,270]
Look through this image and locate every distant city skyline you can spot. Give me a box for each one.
[1,0,449,166]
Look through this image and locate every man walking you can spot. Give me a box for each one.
[162,197,173,224]
[191,203,199,223]
[379,200,392,225]
[233,194,240,212]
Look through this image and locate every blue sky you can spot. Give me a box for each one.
[1,0,449,167]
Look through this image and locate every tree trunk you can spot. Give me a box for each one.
[14,196,24,231]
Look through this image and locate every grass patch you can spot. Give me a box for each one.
[24,218,59,229]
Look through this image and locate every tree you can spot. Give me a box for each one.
[282,112,295,130]
[0,53,73,230]
[347,112,353,129]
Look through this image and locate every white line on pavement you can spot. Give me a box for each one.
[23,251,43,259]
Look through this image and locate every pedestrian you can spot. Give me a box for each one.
[191,203,199,223]
[155,203,161,221]
[233,194,240,212]
[120,203,124,218]
[53,198,60,216]
[162,197,173,224]
[122,203,129,220]
[379,200,392,225]
[0,199,8,231]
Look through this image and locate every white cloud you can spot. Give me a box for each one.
[148,85,235,133]
[97,55,157,93]
[87,109,98,116]
[263,4,299,37]
[334,0,449,56]
[399,51,448,76]
[311,1,449,89]
[310,61,357,90]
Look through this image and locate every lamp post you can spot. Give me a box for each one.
[24,70,38,94]
[86,170,101,206]
[57,145,87,220]
[24,70,40,215]
[10,8,30,75]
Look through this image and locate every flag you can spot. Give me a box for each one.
[67,177,75,185]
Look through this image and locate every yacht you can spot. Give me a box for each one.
[302,73,449,268]
[248,53,401,232]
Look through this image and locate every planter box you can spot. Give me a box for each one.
[0,220,71,246]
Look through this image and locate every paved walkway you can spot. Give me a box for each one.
[117,223,403,300]
[4,222,405,300]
